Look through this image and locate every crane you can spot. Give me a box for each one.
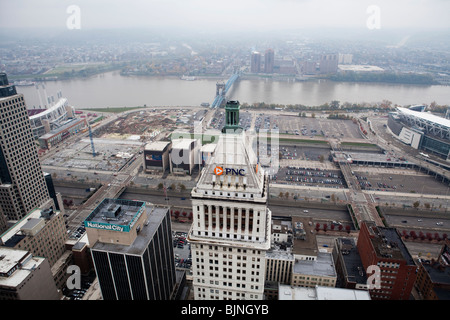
[88,124,96,157]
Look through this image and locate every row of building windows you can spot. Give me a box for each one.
[195,287,259,300]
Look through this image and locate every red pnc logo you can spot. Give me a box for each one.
[214,166,223,175]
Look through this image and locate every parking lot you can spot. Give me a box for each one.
[254,113,361,140]
[272,166,346,188]
[62,272,96,300]
[353,168,449,195]
[69,224,86,239]
[172,231,191,270]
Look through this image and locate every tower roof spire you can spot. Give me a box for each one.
[222,100,243,134]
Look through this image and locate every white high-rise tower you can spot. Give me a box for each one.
[188,100,271,300]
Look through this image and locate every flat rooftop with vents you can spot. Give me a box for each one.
[84,198,145,233]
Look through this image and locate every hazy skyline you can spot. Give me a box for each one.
[1,0,449,32]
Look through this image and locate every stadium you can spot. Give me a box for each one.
[27,97,75,138]
[387,105,450,161]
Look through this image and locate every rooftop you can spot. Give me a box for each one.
[366,222,416,265]
[28,98,68,120]
[192,132,267,201]
[0,208,60,247]
[293,252,337,278]
[39,117,85,139]
[278,284,371,300]
[420,259,450,286]
[84,198,145,233]
[292,217,317,257]
[0,247,46,287]
[397,107,450,129]
[144,140,171,152]
[171,138,198,150]
[336,238,367,285]
[90,205,170,256]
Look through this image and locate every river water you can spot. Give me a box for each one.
[16,71,450,109]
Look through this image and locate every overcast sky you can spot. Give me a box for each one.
[0,0,449,32]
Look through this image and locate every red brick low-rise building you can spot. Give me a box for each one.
[357,221,418,300]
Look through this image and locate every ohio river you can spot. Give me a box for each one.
[16,71,450,109]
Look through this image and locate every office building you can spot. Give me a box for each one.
[85,199,176,300]
[199,143,217,168]
[333,237,368,290]
[0,247,60,300]
[144,140,172,173]
[250,51,261,73]
[357,221,418,300]
[291,252,337,288]
[264,49,275,74]
[0,206,6,234]
[0,207,68,268]
[188,100,272,300]
[338,53,353,65]
[264,216,337,298]
[319,54,338,74]
[415,239,450,300]
[169,138,199,175]
[0,73,51,221]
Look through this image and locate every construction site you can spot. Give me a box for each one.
[42,107,208,173]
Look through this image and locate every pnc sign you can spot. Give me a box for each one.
[214,166,245,176]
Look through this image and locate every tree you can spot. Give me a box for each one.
[413,201,420,209]
[279,192,284,199]
[157,183,164,190]
[424,203,431,210]
[284,192,289,199]
[345,225,351,234]
[409,231,417,239]
[338,224,343,231]
[315,223,321,232]
[179,183,186,192]
[323,223,328,232]
[330,194,336,203]
[330,100,340,109]
[330,224,335,231]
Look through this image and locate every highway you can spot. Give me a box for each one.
[52,110,450,239]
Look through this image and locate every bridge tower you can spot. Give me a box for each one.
[216,81,225,97]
